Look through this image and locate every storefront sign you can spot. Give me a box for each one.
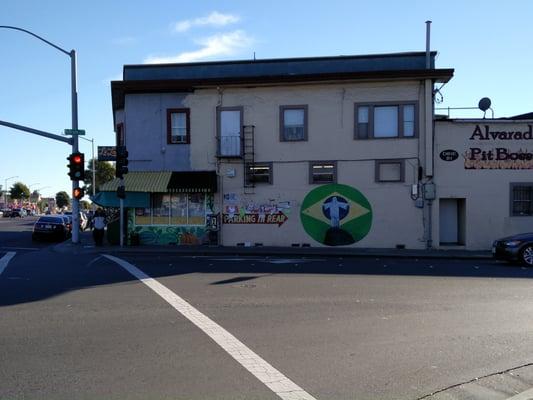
[98,146,116,161]
[465,124,533,169]
[222,211,288,226]
[300,184,372,246]
[440,150,459,161]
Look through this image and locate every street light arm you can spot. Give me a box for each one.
[0,26,71,56]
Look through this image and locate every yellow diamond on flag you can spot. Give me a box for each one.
[301,192,370,227]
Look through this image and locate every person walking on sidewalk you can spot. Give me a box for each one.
[92,208,106,246]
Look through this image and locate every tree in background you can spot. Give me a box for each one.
[55,191,71,210]
[84,159,115,195]
[9,182,30,202]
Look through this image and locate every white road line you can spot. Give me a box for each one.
[0,252,16,276]
[103,254,317,400]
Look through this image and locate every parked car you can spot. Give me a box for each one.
[10,208,26,218]
[63,211,88,231]
[32,216,70,241]
[2,209,11,217]
[493,233,533,266]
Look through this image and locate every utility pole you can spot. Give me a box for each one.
[0,26,82,242]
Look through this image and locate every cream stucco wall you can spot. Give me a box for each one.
[183,81,430,248]
[435,120,533,249]
[118,79,434,248]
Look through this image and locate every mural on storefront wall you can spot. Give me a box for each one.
[222,193,291,226]
[300,184,372,246]
[127,194,214,245]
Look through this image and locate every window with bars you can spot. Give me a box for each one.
[245,163,273,185]
[310,162,337,184]
[167,108,190,144]
[511,184,533,216]
[280,105,308,141]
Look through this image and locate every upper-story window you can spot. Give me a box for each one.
[355,103,417,139]
[310,161,337,184]
[217,106,243,157]
[167,108,190,144]
[280,105,308,141]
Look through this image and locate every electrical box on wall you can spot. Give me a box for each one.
[424,183,436,200]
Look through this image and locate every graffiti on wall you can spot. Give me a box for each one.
[127,209,206,245]
[300,184,372,246]
[222,193,291,227]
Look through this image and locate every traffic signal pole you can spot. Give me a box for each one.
[70,49,81,244]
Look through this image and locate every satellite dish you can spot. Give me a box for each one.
[478,97,492,112]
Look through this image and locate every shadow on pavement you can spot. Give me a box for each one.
[1,244,532,307]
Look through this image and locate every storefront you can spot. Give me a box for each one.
[434,118,533,249]
[97,171,217,245]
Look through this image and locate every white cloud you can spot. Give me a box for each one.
[144,30,253,64]
[174,11,240,33]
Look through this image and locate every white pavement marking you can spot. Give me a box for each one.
[0,252,16,276]
[103,254,317,400]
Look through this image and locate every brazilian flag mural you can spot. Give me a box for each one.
[300,184,372,246]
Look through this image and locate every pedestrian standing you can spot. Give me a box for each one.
[92,208,106,246]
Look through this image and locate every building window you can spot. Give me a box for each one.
[245,163,273,185]
[375,160,405,182]
[167,108,190,144]
[217,107,243,157]
[511,184,533,216]
[355,103,417,139]
[310,162,336,184]
[280,105,308,141]
[135,193,208,225]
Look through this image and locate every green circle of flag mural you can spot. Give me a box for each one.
[300,184,372,246]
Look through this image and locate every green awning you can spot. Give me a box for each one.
[99,171,172,192]
[91,191,150,208]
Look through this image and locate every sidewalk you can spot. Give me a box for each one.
[54,231,492,260]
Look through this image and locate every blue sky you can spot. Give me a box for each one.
[1,0,532,199]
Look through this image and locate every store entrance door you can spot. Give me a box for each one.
[439,198,466,245]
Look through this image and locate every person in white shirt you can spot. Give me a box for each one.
[92,208,106,246]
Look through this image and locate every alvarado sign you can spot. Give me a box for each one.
[465,124,533,169]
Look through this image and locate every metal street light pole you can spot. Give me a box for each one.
[3,175,18,207]
[79,136,96,201]
[0,26,81,242]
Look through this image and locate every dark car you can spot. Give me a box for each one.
[493,233,533,265]
[32,216,70,241]
[10,208,26,218]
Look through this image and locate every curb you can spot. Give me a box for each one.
[51,239,492,260]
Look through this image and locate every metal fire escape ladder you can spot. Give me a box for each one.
[243,125,255,194]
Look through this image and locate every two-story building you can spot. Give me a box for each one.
[102,51,456,248]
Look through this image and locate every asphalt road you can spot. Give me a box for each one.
[0,215,52,251]
[1,218,533,399]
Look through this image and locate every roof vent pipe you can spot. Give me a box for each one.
[425,20,432,69]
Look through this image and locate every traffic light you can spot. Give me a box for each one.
[73,187,85,200]
[116,146,129,179]
[67,152,85,181]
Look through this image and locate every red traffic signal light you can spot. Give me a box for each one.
[67,152,85,181]
[73,187,85,200]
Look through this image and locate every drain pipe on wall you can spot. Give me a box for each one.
[424,20,435,250]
